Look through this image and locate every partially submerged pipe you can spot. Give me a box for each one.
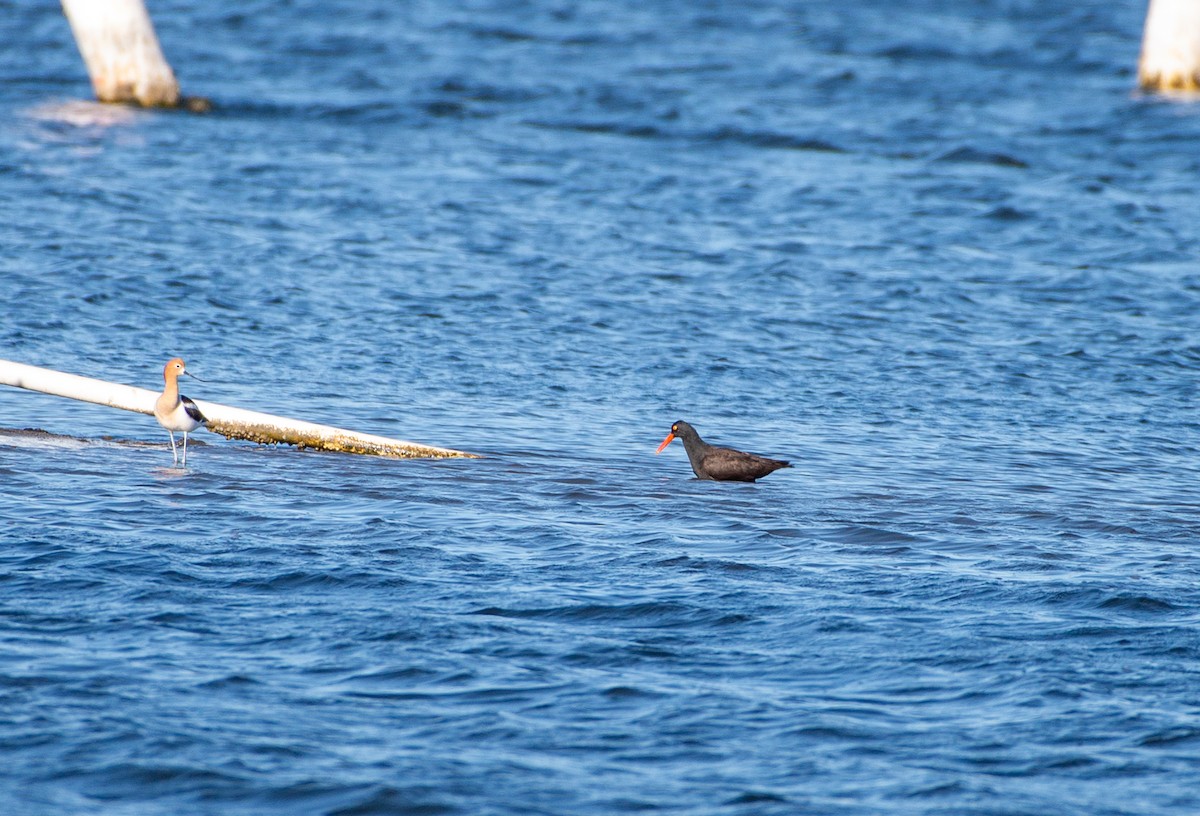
[61,0,208,110]
[0,358,478,460]
[1139,0,1200,92]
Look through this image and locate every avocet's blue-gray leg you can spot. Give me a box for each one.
[168,430,179,465]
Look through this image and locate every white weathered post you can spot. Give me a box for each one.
[0,359,479,460]
[1139,0,1200,92]
[61,0,181,107]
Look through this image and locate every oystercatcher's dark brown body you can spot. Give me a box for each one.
[655,420,791,482]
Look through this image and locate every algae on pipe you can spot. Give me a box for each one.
[1139,0,1200,92]
[61,0,210,109]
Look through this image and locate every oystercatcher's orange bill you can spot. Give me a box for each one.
[655,432,676,454]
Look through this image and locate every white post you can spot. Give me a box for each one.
[0,359,479,460]
[1139,0,1200,92]
[61,0,180,107]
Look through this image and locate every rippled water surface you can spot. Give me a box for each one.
[3,1,1200,814]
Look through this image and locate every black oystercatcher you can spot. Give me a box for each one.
[655,420,791,482]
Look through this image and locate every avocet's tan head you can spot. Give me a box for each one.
[163,358,187,381]
[163,358,204,383]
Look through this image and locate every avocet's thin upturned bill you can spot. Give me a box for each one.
[154,358,207,466]
[655,420,791,482]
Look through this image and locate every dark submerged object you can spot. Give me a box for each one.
[655,420,791,482]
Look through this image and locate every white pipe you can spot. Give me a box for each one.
[61,0,180,107]
[0,358,479,460]
[1139,0,1200,92]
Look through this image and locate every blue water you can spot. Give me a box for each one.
[3,1,1200,813]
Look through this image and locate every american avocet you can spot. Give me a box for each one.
[154,357,207,466]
